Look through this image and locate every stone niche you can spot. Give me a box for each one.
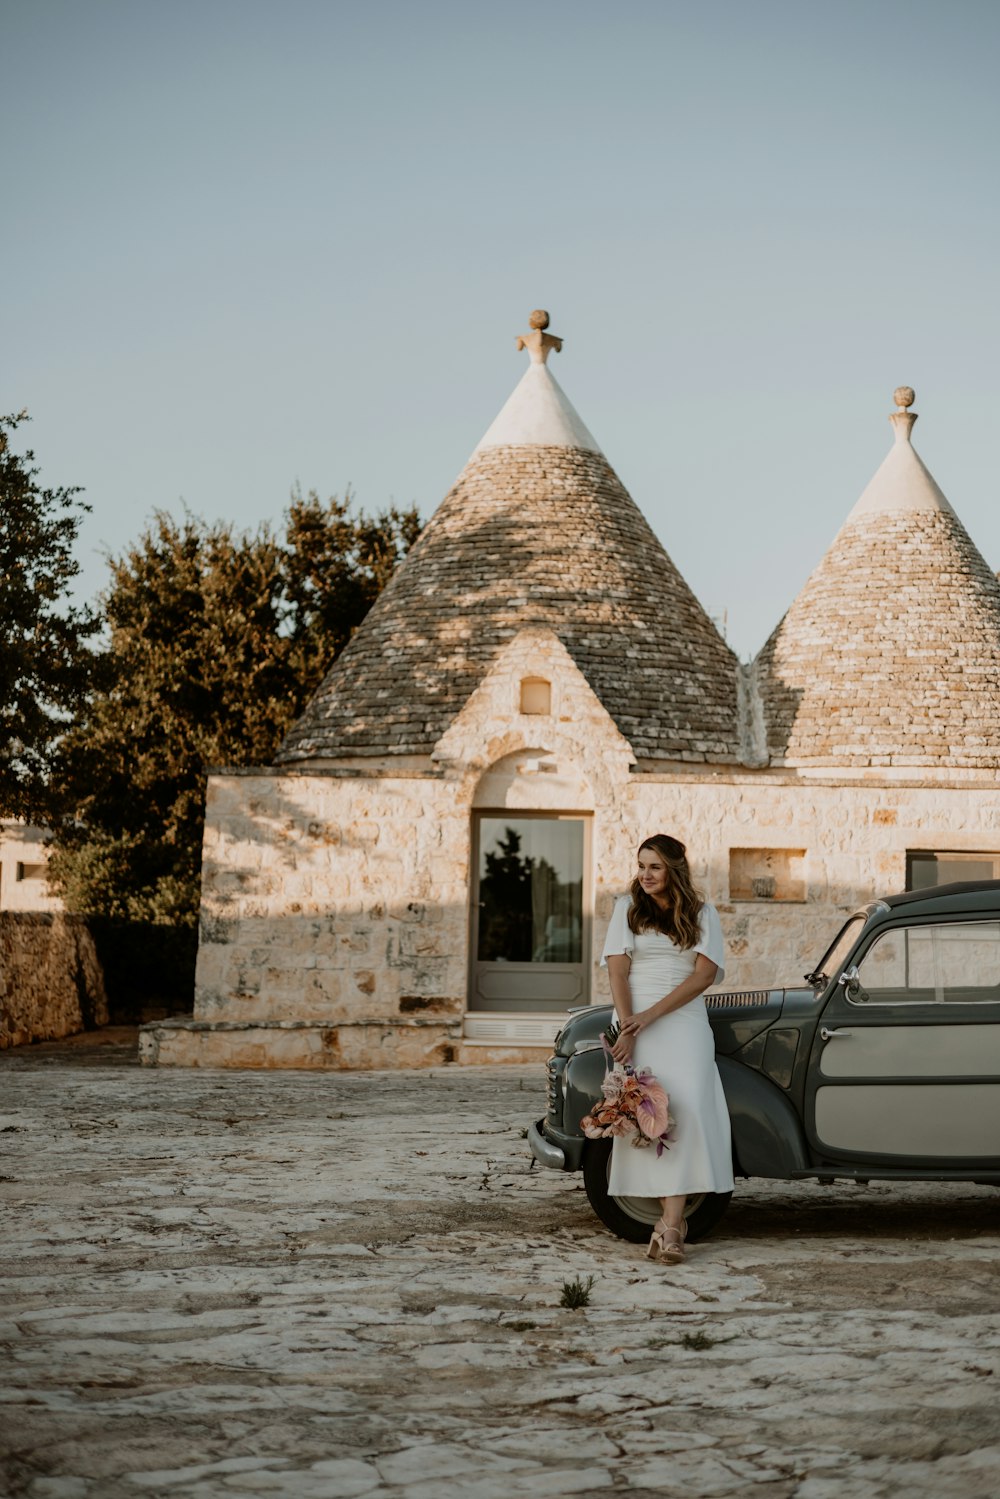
[728,847,808,903]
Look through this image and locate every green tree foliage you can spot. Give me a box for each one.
[283,487,421,674]
[0,412,100,819]
[49,493,420,925]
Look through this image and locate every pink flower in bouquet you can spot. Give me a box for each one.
[633,1071,670,1140]
[602,1069,625,1103]
[580,1057,675,1153]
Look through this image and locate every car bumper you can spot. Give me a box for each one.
[528,1117,584,1172]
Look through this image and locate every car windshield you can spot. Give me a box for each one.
[807,915,866,986]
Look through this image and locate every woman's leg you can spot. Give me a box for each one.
[659,1193,686,1232]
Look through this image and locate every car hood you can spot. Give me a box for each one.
[553,987,813,1059]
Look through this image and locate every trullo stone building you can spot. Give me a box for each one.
[140,328,1000,1069]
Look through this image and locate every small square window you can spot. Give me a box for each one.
[907,851,1000,889]
[729,848,807,902]
[519,677,551,715]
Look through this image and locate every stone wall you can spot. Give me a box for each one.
[278,446,740,764]
[618,773,1000,993]
[192,767,470,1034]
[154,759,1000,1070]
[148,625,1000,1070]
[0,913,109,1048]
[146,631,633,1067]
[756,506,1000,769]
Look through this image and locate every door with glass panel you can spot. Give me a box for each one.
[805,917,1000,1161]
[471,814,590,1012]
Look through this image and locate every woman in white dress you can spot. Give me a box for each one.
[603,834,734,1264]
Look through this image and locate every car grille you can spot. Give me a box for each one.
[706,990,771,1010]
[545,1056,562,1120]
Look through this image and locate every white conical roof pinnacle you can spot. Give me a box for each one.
[473,310,603,454]
[848,387,953,519]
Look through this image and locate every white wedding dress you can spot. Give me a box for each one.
[601,896,735,1198]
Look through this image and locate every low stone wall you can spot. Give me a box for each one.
[0,913,109,1049]
[138,1017,549,1070]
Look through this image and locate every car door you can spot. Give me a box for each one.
[804,915,1000,1165]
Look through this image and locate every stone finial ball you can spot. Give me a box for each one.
[528,309,550,330]
[893,386,916,409]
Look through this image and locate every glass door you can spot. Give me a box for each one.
[470,814,590,1013]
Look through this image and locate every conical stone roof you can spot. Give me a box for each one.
[279,312,740,766]
[756,388,1000,769]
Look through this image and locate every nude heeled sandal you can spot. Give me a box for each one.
[647,1218,686,1265]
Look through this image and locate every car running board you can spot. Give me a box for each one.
[789,1168,1000,1185]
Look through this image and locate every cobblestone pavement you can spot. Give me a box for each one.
[1,1032,999,1498]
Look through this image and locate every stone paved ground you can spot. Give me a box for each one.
[1,1032,999,1499]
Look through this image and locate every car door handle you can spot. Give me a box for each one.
[820,1027,854,1041]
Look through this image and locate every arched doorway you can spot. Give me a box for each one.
[466,752,594,1035]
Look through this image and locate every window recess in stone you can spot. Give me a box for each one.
[907,850,1000,890]
[520,677,552,715]
[729,848,807,903]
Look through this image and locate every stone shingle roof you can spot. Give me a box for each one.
[756,393,1000,769]
[279,355,739,764]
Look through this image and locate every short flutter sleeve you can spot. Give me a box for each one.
[600,895,634,967]
[695,902,726,985]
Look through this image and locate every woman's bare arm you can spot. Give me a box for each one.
[606,953,637,1062]
[606,953,634,1026]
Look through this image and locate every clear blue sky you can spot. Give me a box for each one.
[5,0,999,660]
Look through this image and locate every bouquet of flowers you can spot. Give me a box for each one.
[580,1026,675,1156]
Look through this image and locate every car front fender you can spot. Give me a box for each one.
[563,1045,608,1145]
[717,1056,810,1178]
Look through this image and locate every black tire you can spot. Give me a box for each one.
[582,1137,733,1244]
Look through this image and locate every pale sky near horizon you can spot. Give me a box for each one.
[5,0,999,661]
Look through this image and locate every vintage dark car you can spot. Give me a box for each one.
[528,880,1000,1242]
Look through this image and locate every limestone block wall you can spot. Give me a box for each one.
[278,446,741,766]
[183,628,642,1068]
[0,913,108,1048]
[192,765,1000,1055]
[756,508,1000,769]
[195,771,471,1029]
[602,775,1000,995]
[181,617,999,1070]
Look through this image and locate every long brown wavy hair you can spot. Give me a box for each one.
[628,834,703,948]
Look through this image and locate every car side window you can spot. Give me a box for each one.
[854,920,1000,1005]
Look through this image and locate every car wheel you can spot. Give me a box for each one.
[581,1137,733,1244]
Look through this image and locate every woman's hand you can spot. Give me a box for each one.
[611,1012,649,1063]
[610,1028,635,1064]
[620,1012,650,1040]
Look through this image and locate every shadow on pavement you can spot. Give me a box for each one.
[0,1026,141,1067]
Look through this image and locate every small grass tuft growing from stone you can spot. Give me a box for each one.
[559,1274,596,1309]
[681,1329,737,1350]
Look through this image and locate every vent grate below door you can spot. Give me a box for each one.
[463,1013,567,1045]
